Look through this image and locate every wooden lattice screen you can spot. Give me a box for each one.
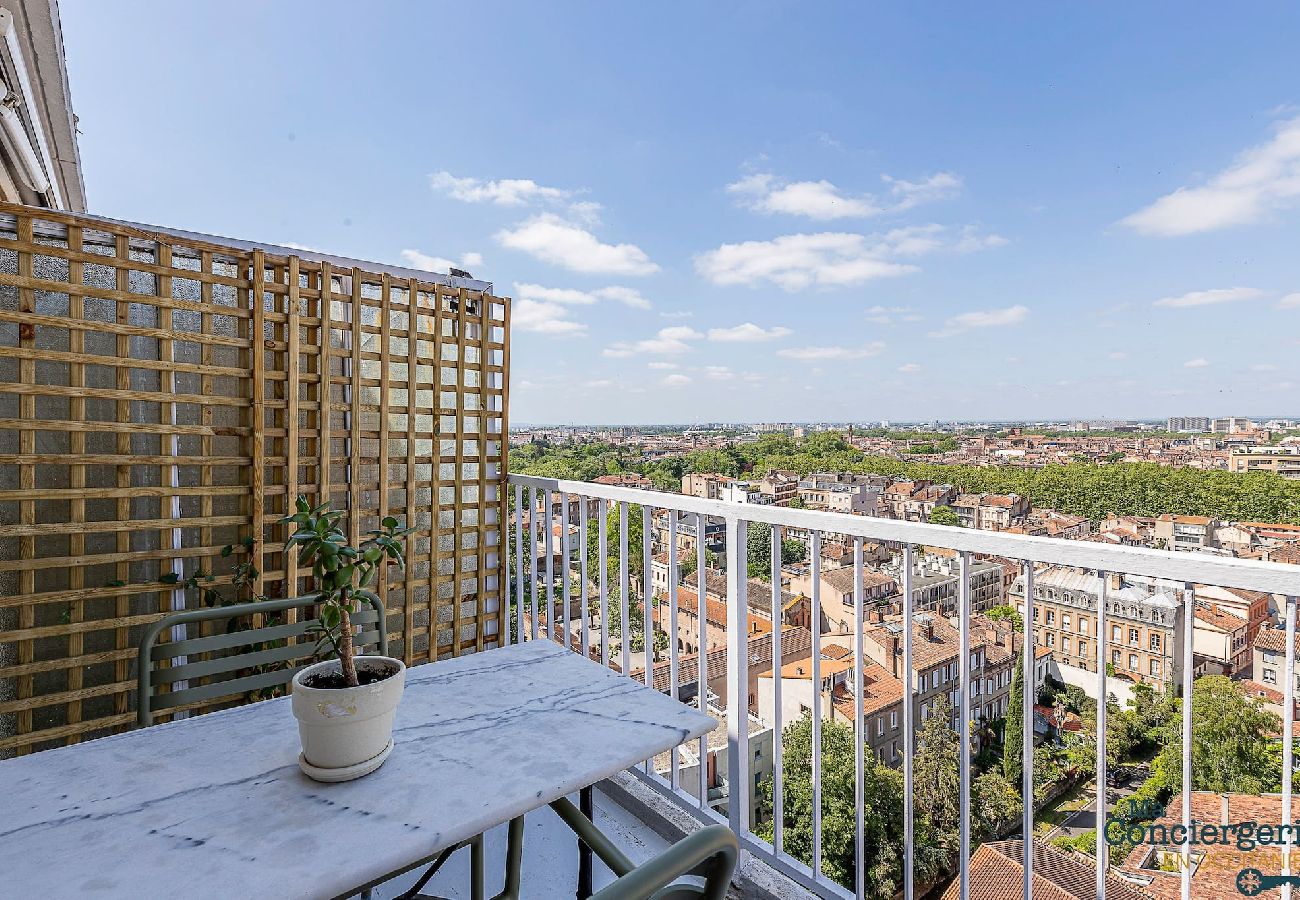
[0,202,510,754]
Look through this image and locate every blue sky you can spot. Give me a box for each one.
[62,2,1300,425]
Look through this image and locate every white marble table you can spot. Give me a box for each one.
[0,640,715,899]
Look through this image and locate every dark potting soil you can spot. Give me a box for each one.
[302,664,399,690]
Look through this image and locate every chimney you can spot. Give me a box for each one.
[921,621,934,641]
[1221,793,1230,826]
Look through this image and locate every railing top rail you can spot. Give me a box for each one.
[508,473,1300,595]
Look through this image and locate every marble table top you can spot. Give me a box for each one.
[0,640,715,899]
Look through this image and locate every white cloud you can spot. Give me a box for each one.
[1120,115,1300,235]
[1152,286,1264,308]
[897,363,922,374]
[662,374,692,387]
[582,379,614,389]
[727,170,961,220]
[776,342,886,361]
[513,282,652,310]
[1252,363,1280,372]
[400,248,484,273]
[1277,292,1300,309]
[497,214,658,276]
[1109,351,1128,360]
[647,362,679,370]
[430,171,571,206]
[695,232,914,291]
[603,326,703,357]
[882,172,963,211]
[1183,357,1210,368]
[567,200,603,225]
[865,305,923,325]
[928,304,1030,338]
[696,225,1001,291]
[703,366,736,381]
[706,322,793,343]
[660,310,694,319]
[513,299,587,336]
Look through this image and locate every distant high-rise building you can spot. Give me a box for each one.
[1212,417,1254,434]
[1167,416,1210,433]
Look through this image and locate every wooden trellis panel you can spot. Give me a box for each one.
[0,202,509,755]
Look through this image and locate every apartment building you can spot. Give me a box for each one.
[785,564,898,636]
[797,473,882,515]
[1167,416,1211,433]
[1194,583,1274,646]
[1212,416,1255,433]
[758,470,800,505]
[1252,626,1300,696]
[862,614,1000,749]
[879,552,1006,617]
[680,472,730,500]
[1153,514,1219,551]
[1230,445,1300,479]
[1010,567,1184,692]
[1192,603,1249,674]
[948,493,1030,530]
[881,480,957,522]
[829,655,906,765]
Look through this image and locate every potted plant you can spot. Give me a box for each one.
[282,496,413,782]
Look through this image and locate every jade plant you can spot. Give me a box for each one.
[281,496,413,687]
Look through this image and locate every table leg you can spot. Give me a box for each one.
[577,786,594,900]
[500,816,525,899]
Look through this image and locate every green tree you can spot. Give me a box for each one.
[1144,675,1281,797]
[756,714,905,895]
[747,522,808,580]
[1004,657,1026,787]
[973,771,1023,839]
[928,505,962,527]
[984,604,1022,630]
[912,695,961,873]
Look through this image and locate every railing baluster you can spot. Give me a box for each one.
[1284,594,1297,900]
[513,483,523,645]
[643,505,654,714]
[811,529,823,881]
[669,512,680,790]
[561,494,570,651]
[1096,570,1108,900]
[903,544,915,900]
[619,502,630,677]
[599,499,609,669]
[580,500,589,659]
[1021,561,1034,900]
[544,489,555,644]
[724,514,751,836]
[529,486,539,642]
[1181,581,1193,900]
[697,512,709,811]
[853,536,866,900]
[958,550,971,900]
[771,523,784,853]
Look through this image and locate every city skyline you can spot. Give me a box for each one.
[62,2,1300,423]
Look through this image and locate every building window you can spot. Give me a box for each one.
[1264,668,1278,684]
[1112,625,1121,641]
[1062,638,1071,655]
[1047,632,1056,647]
[1063,614,1071,631]
[1150,634,1161,652]
[890,711,898,729]
[1079,618,1089,635]
[1046,610,1055,625]
[1150,659,1160,677]
[1128,654,1138,672]
[1112,649,1121,665]
[1078,640,1088,658]
[1129,628,1140,646]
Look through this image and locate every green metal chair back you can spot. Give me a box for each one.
[136,594,387,727]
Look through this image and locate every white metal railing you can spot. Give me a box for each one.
[505,473,1300,900]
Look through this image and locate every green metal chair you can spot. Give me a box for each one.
[136,594,387,726]
[550,798,738,900]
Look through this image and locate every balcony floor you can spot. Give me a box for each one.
[366,786,677,899]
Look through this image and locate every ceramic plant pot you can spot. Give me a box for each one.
[291,656,405,782]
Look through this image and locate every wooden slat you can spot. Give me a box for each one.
[0,202,509,753]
